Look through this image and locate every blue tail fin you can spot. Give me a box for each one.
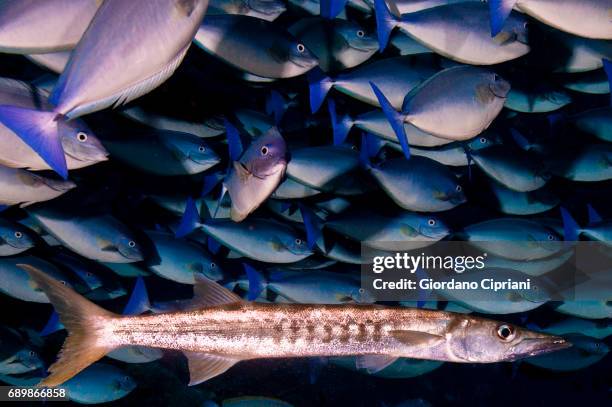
[244,263,265,301]
[175,197,201,238]
[201,171,223,197]
[122,277,150,315]
[369,81,410,159]
[510,128,531,151]
[308,69,334,113]
[320,0,348,19]
[0,106,67,178]
[299,203,322,250]
[40,311,63,336]
[328,99,353,145]
[488,0,517,37]
[266,90,287,125]
[464,146,473,181]
[224,119,243,162]
[374,0,398,51]
[603,59,612,106]
[587,204,602,225]
[359,132,383,168]
[207,236,222,254]
[560,207,580,241]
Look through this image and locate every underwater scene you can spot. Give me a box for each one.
[0,0,610,406]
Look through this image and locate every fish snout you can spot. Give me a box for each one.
[513,335,572,360]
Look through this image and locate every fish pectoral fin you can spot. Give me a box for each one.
[388,330,445,347]
[183,352,240,386]
[355,355,398,374]
[175,0,198,17]
[192,274,244,306]
[100,244,120,252]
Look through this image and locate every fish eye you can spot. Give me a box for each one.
[296,43,305,53]
[14,231,22,238]
[456,185,462,192]
[547,234,555,241]
[59,280,67,286]
[210,262,216,269]
[295,238,302,245]
[128,241,136,248]
[496,324,515,341]
[356,30,365,38]
[86,272,93,277]
[427,219,436,226]
[28,350,35,357]
[479,137,487,144]
[261,146,269,155]
[198,146,206,152]
[77,132,88,142]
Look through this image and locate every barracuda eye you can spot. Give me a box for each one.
[496,324,515,341]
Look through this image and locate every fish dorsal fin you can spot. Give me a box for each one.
[64,45,190,119]
[183,351,240,386]
[355,355,398,374]
[192,274,243,306]
[389,330,445,346]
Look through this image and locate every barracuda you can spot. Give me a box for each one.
[20,264,570,388]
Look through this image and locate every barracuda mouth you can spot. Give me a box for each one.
[508,336,571,361]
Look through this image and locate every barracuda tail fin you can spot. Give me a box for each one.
[18,264,117,387]
[374,0,398,51]
[488,0,517,37]
[0,106,67,179]
[369,81,410,159]
[308,69,334,113]
[328,99,354,145]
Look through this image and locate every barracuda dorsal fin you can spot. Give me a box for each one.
[355,355,398,373]
[184,352,240,386]
[193,274,244,306]
[389,330,445,346]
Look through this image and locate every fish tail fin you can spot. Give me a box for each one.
[0,106,67,179]
[328,99,353,145]
[586,204,602,225]
[369,81,410,159]
[122,277,151,315]
[374,0,398,51]
[560,207,580,241]
[308,69,334,113]
[224,119,243,162]
[359,132,383,168]
[488,0,517,36]
[265,90,287,125]
[17,264,117,387]
[40,310,63,337]
[510,128,531,151]
[299,203,323,250]
[175,197,201,238]
[603,59,612,106]
[244,263,265,300]
[321,0,348,19]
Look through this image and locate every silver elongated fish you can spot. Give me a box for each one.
[0,0,100,54]
[0,166,75,207]
[0,0,209,179]
[22,265,569,387]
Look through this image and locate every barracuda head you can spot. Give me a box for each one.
[448,317,571,363]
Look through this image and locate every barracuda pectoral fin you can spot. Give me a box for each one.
[184,352,241,386]
[193,274,244,306]
[355,355,398,373]
[389,330,445,347]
